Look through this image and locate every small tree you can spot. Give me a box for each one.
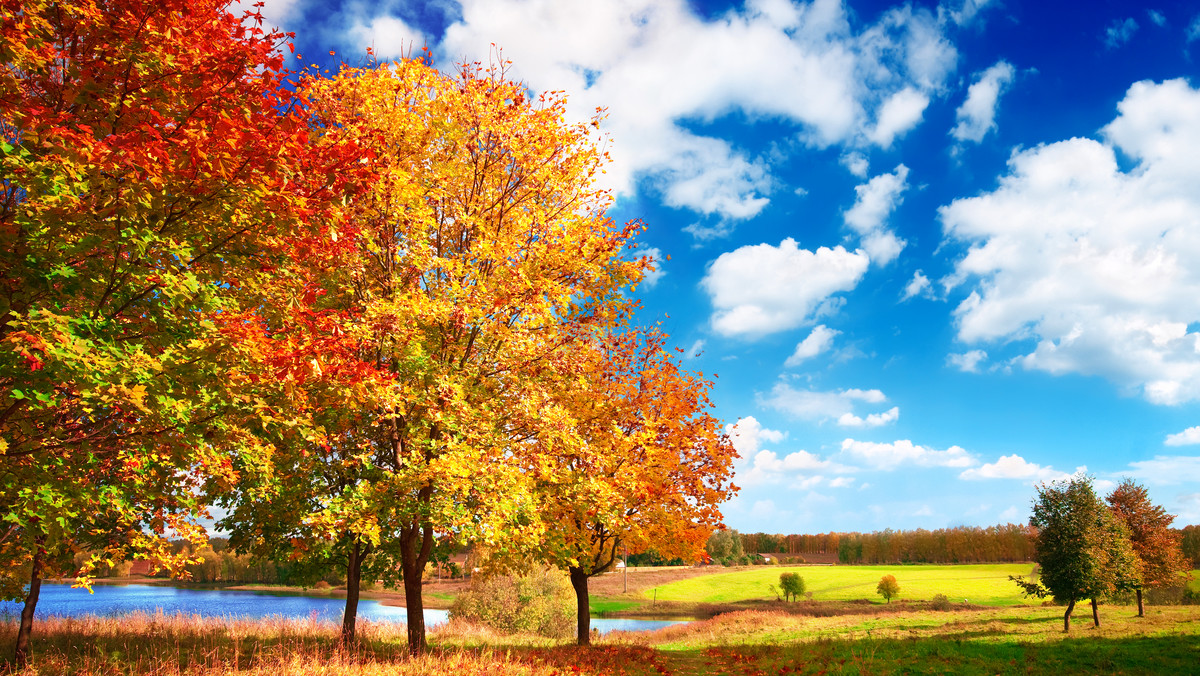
[877,574,899,603]
[779,572,805,602]
[1107,479,1190,617]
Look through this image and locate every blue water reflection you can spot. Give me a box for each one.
[0,584,684,635]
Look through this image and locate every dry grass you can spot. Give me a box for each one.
[6,603,1200,675]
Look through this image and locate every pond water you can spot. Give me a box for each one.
[0,584,685,635]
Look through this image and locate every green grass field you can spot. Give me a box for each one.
[645,563,1041,606]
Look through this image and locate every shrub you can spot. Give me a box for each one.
[930,593,951,611]
[449,565,574,638]
[313,580,332,590]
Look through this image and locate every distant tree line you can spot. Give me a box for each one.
[723,522,1200,568]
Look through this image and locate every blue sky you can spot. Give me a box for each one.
[253,0,1200,533]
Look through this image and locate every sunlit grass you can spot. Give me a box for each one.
[646,563,1037,605]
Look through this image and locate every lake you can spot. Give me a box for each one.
[0,583,684,635]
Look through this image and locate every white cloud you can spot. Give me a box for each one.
[685,339,705,360]
[1104,18,1139,49]
[901,270,932,301]
[947,349,987,373]
[1187,15,1200,43]
[435,0,957,224]
[841,438,975,470]
[958,454,1070,481]
[724,416,851,486]
[829,476,856,488]
[1124,455,1200,484]
[761,383,893,427]
[1176,492,1200,521]
[939,0,995,27]
[785,325,840,367]
[998,505,1020,522]
[1147,10,1166,28]
[636,247,665,288]
[837,406,900,428]
[348,14,426,59]
[232,0,304,33]
[1165,426,1200,446]
[724,416,787,458]
[941,79,1200,404]
[843,165,910,265]
[868,88,930,148]
[951,60,1015,143]
[702,238,869,337]
[841,152,870,178]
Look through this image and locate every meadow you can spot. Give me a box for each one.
[642,563,1039,607]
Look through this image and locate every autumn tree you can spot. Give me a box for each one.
[1106,479,1190,616]
[522,327,737,644]
[1014,476,1140,631]
[0,0,334,665]
[220,57,643,654]
[876,574,899,603]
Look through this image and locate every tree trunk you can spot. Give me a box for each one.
[1063,598,1075,633]
[14,540,45,668]
[1091,598,1100,627]
[341,540,363,647]
[1136,589,1144,617]
[399,509,433,656]
[569,566,591,646]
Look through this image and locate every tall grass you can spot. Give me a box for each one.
[5,603,1200,675]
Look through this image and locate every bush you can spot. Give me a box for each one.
[313,580,332,590]
[449,565,574,638]
[876,575,899,603]
[930,593,951,611]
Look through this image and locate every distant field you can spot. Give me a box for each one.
[645,563,1039,606]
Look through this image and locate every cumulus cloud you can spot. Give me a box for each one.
[959,454,1071,481]
[724,416,851,486]
[841,439,975,470]
[947,349,987,372]
[1165,426,1200,446]
[841,152,870,178]
[941,79,1200,404]
[725,416,787,458]
[901,270,932,301]
[429,0,957,226]
[1104,18,1139,49]
[843,165,910,265]
[951,60,1015,143]
[785,325,840,367]
[762,384,897,429]
[702,238,869,337]
[838,406,900,428]
[868,88,930,148]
